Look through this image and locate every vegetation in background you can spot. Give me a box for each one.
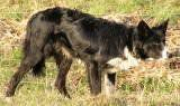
[0,0,179,22]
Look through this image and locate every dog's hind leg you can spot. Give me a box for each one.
[6,52,43,97]
[32,42,55,77]
[54,53,72,98]
[86,61,101,95]
[32,58,45,77]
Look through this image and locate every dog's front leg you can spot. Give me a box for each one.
[101,68,117,96]
[86,61,101,95]
[54,56,72,98]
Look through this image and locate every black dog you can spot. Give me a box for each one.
[54,16,169,95]
[6,7,98,98]
[6,7,169,98]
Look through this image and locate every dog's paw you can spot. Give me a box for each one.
[5,89,14,97]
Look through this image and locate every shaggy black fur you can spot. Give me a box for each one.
[6,7,169,98]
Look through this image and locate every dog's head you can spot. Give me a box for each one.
[134,19,169,59]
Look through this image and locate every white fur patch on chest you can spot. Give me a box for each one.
[107,46,139,71]
[162,47,168,59]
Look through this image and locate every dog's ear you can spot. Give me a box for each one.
[137,20,150,38]
[153,19,169,35]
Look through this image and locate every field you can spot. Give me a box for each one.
[0,0,180,106]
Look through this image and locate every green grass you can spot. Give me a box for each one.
[1,49,180,105]
[0,0,179,22]
[1,0,180,105]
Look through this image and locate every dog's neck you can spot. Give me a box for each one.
[106,27,141,71]
[125,27,138,57]
[125,26,147,59]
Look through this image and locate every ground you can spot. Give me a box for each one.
[0,0,180,106]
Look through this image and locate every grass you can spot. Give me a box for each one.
[0,0,179,22]
[0,0,180,106]
[1,49,180,105]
